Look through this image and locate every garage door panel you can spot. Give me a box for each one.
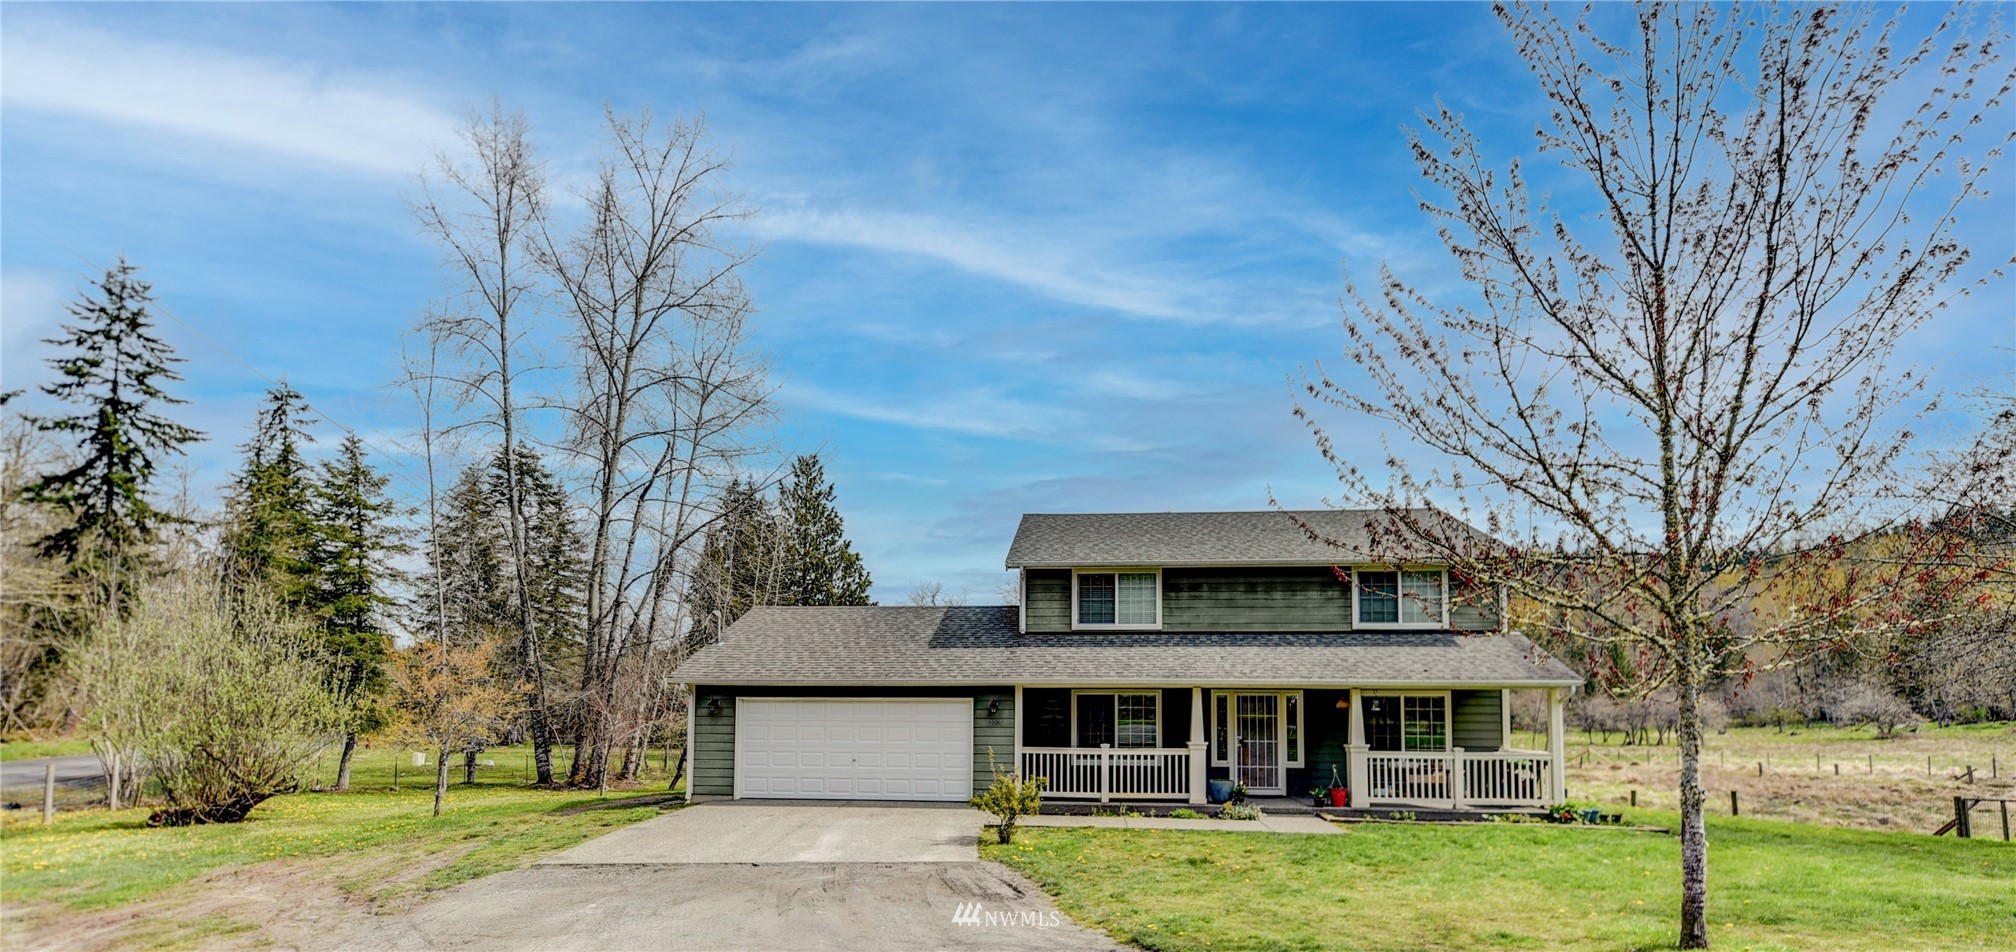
[736,699,972,802]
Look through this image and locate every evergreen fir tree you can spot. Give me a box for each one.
[685,479,786,645]
[491,446,587,659]
[21,259,204,604]
[421,464,513,643]
[310,435,407,788]
[220,380,319,606]
[776,455,872,606]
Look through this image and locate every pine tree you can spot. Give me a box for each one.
[21,259,204,609]
[421,465,513,644]
[220,381,319,606]
[310,435,406,789]
[777,455,872,606]
[685,479,786,646]
[495,447,587,660]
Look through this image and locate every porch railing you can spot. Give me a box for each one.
[1354,747,1554,808]
[1020,746,1191,801]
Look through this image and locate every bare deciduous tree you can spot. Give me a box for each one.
[535,109,772,788]
[415,105,561,785]
[1295,5,2008,947]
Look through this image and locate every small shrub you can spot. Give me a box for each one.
[970,750,1045,844]
[1386,810,1417,822]
[1486,812,1537,824]
[1169,808,1205,819]
[1220,801,1263,821]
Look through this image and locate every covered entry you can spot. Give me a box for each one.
[733,698,974,801]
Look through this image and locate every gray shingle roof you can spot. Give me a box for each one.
[1004,509,1486,567]
[667,606,1583,687]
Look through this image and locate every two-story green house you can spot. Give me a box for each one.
[668,510,1582,811]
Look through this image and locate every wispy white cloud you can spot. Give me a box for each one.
[1,23,458,175]
[784,380,1055,438]
[749,204,1196,321]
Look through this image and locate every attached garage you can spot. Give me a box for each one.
[734,698,975,801]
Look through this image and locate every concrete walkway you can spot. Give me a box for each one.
[1021,812,1341,834]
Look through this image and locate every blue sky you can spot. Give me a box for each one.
[4,3,2010,604]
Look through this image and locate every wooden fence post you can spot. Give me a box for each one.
[1833,763,1839,776]
[1630,790,1637,807]
[2002,800,2010,843]
[1952,797,1971,838]
[1730,790,1739,816]
[43,763,56,825]
[1868,754,1873,774]
[1756,762,1764,777]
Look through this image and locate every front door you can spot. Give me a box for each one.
[1233,694,1284,795]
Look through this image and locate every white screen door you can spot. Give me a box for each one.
[1234,694,1283,794]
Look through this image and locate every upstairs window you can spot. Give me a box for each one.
[1074,570,1159,628]
[1354,568,1447,628]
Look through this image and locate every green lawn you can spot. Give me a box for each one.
[0,738,97,761]
[985,811,2016,951]
[1,741,682,937]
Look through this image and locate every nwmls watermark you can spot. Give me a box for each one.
[950,902,1062,929]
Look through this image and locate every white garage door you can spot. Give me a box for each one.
[735,698,974,801]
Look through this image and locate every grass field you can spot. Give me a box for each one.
[985,810,2016,951]
[1545,723,2016,833]
[0,742,681,949]
[0,738,96,762]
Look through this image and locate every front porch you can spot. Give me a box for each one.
[1012,685,1570,812]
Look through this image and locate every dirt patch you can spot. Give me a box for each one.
[0,839,511,951]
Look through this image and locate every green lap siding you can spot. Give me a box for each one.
[973,691,1015,786]
[1025,569,1073,631]
[1452,689,1504,751]
[691,690,738,796]
[689,685,1012,797]
[1162,567,1354,631]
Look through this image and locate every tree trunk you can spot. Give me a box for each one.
[668,746,686,793]
[464,748,478,785]
[335,732,358,791]
[433,745,449,817]
[1677,670,1710,949]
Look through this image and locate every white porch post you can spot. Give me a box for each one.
[1345,688,1368,808]
[1098,744,1111,803]
[1547,688,1568,802]
[1187,687,1208,805]
[1448,747,1467,809]
[1013,685,1025,779]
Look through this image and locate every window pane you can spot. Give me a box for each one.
[1402,695,1446,751]
[1076,693,1114,747]
[1286,694,1300,763]
[1359,571,1398,624]
[1214,694,1230,761]
[1117,693,1159,748]
[1116,572,1157,624]
[1401,571,1444,625]
[1077,573,1115,624]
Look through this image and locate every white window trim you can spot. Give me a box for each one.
[1360,689,1453,753]
[1068,689,1165,749]
[1351,566,1450,630]
[1069,567,1163,631]
[1206,690,1305,767]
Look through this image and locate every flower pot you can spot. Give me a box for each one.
[1207,779,1234,803]
[1328,788,1349,807]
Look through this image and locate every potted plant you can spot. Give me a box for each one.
[1328,766,1349,807]
[1229,782,1249,805]
[1309,785,1329,807]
